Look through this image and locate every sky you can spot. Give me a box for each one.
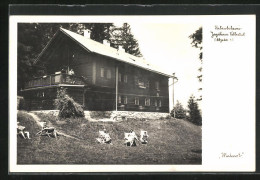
[127,23,202,108]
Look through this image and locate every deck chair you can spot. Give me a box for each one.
[17,123,30,139]
[140,130,149,144]
[96,130,105,143]
[124,133,138,146]
[99,130,106,137]
[36,122,58,138]
[96,131,112,144]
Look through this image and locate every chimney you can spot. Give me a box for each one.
[118,45,125,52]
[103,39,110,46]
[83,29,91,38]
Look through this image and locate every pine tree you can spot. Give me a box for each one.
[80,23,114,43]
[187,95,202,125]
[189,27,202,101]
[170,101,186,119]
[110,23,142,57]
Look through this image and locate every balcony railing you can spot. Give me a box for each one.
[24,73,86,89]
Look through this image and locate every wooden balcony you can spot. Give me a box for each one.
[24,73,86,89]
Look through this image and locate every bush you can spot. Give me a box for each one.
[54,88,84,118]
[187,95,202,126]
[170,101,186,119]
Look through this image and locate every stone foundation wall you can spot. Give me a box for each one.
[113,111,170,120]
[30,110,170,120]
[86,111,170,120]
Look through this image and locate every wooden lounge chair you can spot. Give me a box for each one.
[36,122,58,138]
[17,123,30,139]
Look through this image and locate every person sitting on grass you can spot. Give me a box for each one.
[140,131,149,144]
[17,122,31,139]
[124,129,139,146]
[96,129,112,144]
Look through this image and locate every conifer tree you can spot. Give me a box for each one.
[187,95,202,125]
[171,101,186,119]
[189,27,202,101]
[110,23,142,57]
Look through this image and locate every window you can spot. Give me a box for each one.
[134,76,138,85]
[118,73,121,82]
[155,81,160,90]
[158,100,162,107]
[118,95,121,103]
[146,80,150,88]
[107,69,111,79]
[100,67,105,77]
[138,79,145,88]
[123,96,128,104]
[124,75,128,83]
[145,98,150,106]
[135,97,139,105]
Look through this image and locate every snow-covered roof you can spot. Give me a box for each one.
[37,28,173,77]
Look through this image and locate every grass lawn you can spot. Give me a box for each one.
[17,111,202,164]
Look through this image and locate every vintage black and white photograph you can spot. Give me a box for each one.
[16,22,202,165]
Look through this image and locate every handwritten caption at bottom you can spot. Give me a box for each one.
[219,152,244,159]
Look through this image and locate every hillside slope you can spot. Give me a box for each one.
[17,111,202,164]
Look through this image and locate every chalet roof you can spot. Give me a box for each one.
[36,28,173,77]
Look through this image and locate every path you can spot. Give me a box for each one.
[27,112,80,140]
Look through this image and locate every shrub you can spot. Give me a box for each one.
[170,101,186,119]
[187,95,202,126]
[54,88,84,118]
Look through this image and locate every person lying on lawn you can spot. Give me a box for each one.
[17,122,31,139]
[96,129,112,144]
